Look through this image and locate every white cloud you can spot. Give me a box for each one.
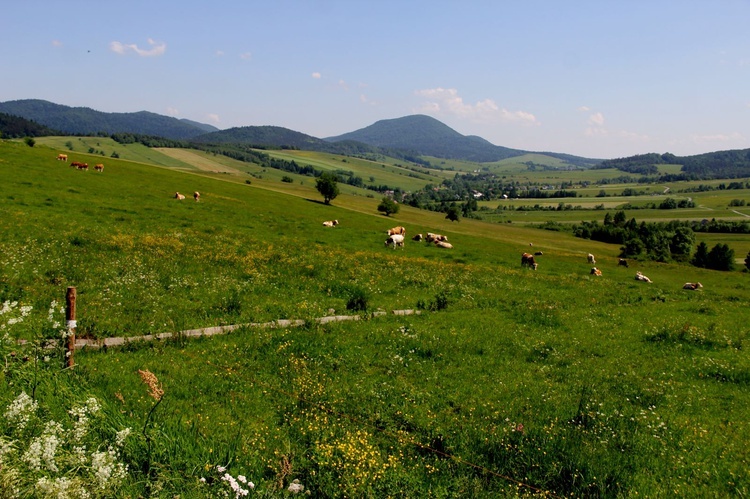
[359,94,377,106]
[588,112,605,126]
[578,106,590,112]
[415,87,538,125]
[215,50,225,57]
[239,52,252,60]
[51,40,62,47]
[690,132,744,144]
[165,107,179,116]
[338,79,349,91]
[206,113,220,124]
[109,38,166,57]
[311,72,321,79]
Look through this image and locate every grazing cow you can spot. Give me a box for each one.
[587,253,596,265]
[322,220,339,227]
[435,241,453,249]
[385,234,405,248]
[70,161,82,168]
[57,154,68,161]
[412,234,423,242]
[635,271,652,283]
[94,164,104,172]
[76,162,88,170]
[618,258,629,267]
[193,191,200,201]
[534,251,543,256]
[590,267,602,276]
[683,282,703,290]
[174,192,186,200]
[425,232,448,243]
[387,226,406,237]
[521,253,538,270]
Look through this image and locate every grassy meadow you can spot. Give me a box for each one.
[0,139,748,497]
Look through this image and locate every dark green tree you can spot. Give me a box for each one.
[670,227,696,260]
[603,212,613,225]
[620,238,644,258]
[613,210,627,226]
[315,172,339,205]
[445,203,461,222]
[24,137,35,147]
[692,242,710,268]
[707,243,735,271]
[377,197,400,216]
[745,251,750,271]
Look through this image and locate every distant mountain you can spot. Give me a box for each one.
[323,114,598,167]
[0,112,60,138]
[0,99,215,140]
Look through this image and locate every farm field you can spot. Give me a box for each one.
[0,139,748,497]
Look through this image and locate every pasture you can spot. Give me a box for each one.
[0,139,748,497]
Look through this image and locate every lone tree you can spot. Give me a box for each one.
[315,172,339,205]
[445,203,461,222]
[377,197,400,216]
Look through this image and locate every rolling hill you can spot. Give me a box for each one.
[0,99,216,140]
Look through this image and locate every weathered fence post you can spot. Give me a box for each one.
[65,286,76,368]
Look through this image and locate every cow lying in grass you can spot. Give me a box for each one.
[683,282,703,290]
[590,267,602,276]
[635,271,652,283]
[322,220,339,227]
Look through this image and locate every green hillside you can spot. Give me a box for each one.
[0,139,748,497]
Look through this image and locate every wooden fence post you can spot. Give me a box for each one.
[65,286,76,368]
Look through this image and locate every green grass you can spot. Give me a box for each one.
[1,139,749,497]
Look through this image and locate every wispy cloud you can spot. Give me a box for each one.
[311,72,321,79]
[215,50,225,57]
[338,79,349,91]
[690,132,744,144]
[206,113,220,124]
[415,87,538,125]
[109,38,166,57]
[588,112,605,126]
[51,40,63,47]
[239,52,252,60]
[165,107,179,116]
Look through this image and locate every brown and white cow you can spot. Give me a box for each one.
[435,241,453,249]
[590,267,602,276]
[425,232,447,243]
[521,253,538,270]
[57,154,68,161]
[412,233,423,242]
[94,164,104,172]
[193,191,200,201]
[174,192,186,200]
[587,253,596,265]
[322,220,339,227]
[76,162,89,171]
[387,226,406,237]
[683,282,703,290]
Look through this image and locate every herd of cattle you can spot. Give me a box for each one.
[323,218,704,291]
[57,149,703,292]
[57,153,103,172]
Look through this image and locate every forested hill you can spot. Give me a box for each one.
[0,112,60,138]
[325,114,600,167]
[0,99,215,140]
[597,149,750,179]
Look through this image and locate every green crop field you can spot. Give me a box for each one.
[0,139,748,497]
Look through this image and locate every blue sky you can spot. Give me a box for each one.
[2,1,749,159]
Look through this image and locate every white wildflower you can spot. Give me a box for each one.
[91,447,127,489]
[288,479,305,493]
[4,391,38,430]
[115,428,131,447]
